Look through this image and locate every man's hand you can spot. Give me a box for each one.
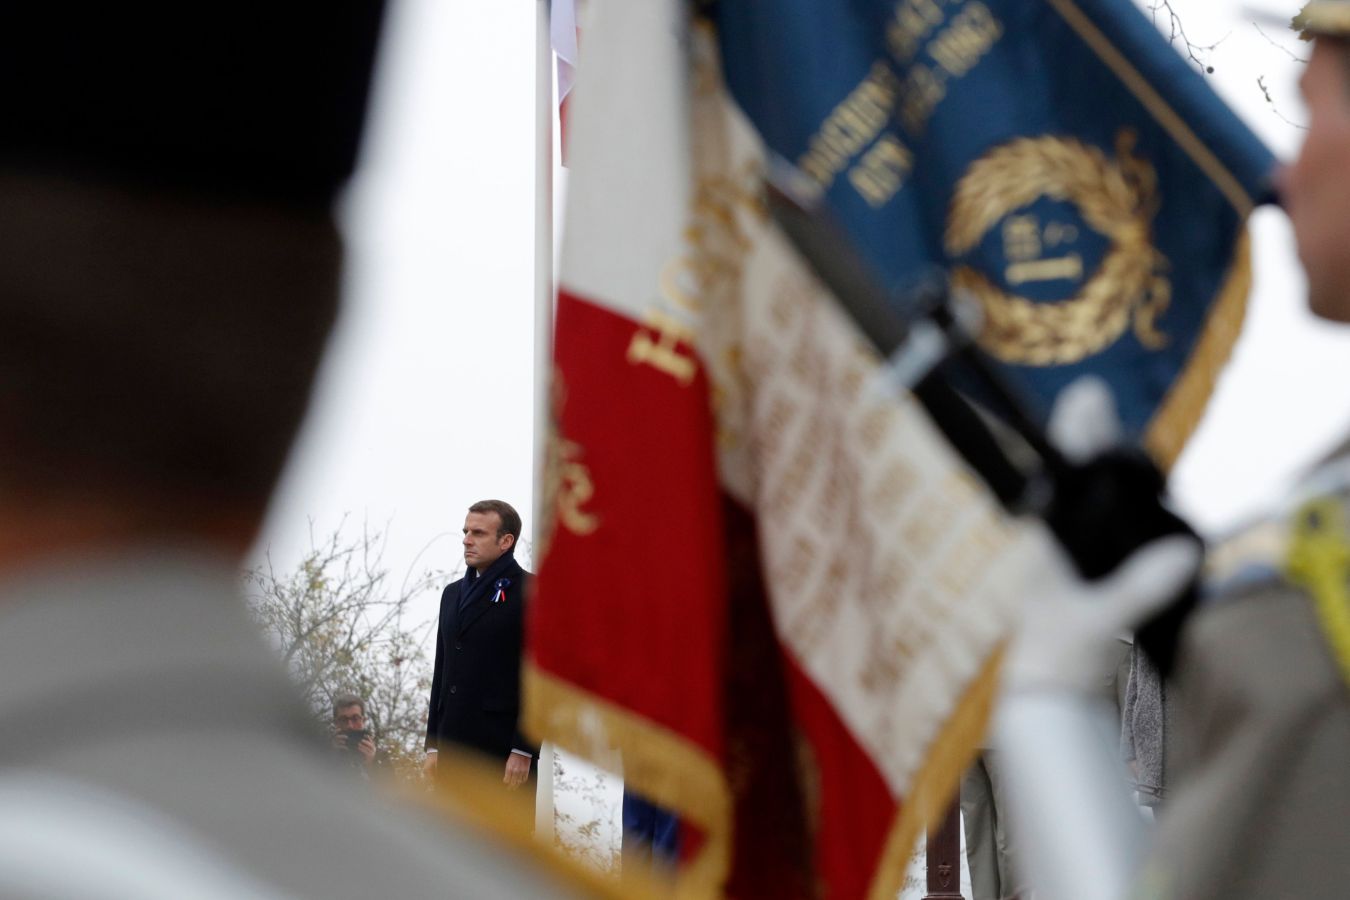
[422,751,438,778]
[331,732,348,751]
[356,735,376,766]
[503,753,531,789]
[1003,531,1200,694]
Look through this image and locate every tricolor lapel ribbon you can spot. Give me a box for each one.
[492,578,510,604]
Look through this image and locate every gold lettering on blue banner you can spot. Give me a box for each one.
[796,1,1005,208]
[898,63,947,134]
[797,62,901,192]
[1002,216,1043,261]
[895,1,1004,136]
[848,134,915,208]
[929,2,1003,78]
[1006,255,1084,285]
[886,0,955,63]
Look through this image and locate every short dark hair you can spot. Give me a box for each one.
[468,499,522,542]
[332,694,366,719]
[0,172,340,511]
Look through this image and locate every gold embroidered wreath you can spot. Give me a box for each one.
[943,130,1170,367]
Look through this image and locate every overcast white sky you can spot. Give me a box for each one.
[255,0,540,622]
[252,0,1345,626]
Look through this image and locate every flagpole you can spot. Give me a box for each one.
[533,0,556,843]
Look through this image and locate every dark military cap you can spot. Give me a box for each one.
[0,4,386,207]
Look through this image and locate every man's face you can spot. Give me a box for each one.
[334,704,364,733]
[463,511,513,571]
[1285,40,1350,321]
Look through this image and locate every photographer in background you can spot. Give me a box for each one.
[331,695,380,779]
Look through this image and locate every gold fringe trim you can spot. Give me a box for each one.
[1145,229,1252,470]
[524,662,733,899]
[391,746,671,900]
[1042,0,1255,216]
[1041,0,1261,465]
[866,646,1007,900]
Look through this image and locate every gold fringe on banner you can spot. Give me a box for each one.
[1146,230,1252,470]
[857,230,1251,897]
[395,747,670,900]
[524,662,733,899]
[856,231,1252,898]
[1043,0,1256,216]
[1042,0,1260,469]
[866,646,1006,900]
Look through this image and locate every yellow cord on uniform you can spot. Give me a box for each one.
[1284,497,1350,688]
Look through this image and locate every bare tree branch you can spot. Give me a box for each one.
[244,519,448,778]
[1147,0,1227,74]
[1252,21,1309,64]
[1257,74,1308,131]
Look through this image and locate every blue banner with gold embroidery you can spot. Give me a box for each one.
[708,0,1275,466]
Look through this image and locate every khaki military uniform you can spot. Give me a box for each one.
[1137,453,1350,899]
[0,549,585,899]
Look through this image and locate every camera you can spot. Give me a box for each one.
[340,729,369,750]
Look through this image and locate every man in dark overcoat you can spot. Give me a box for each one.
[425,499,538,793]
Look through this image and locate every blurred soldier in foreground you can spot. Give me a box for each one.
[0,7,582,898]
[995,4,1350,899]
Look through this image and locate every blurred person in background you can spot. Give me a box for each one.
[0,6,586,897]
